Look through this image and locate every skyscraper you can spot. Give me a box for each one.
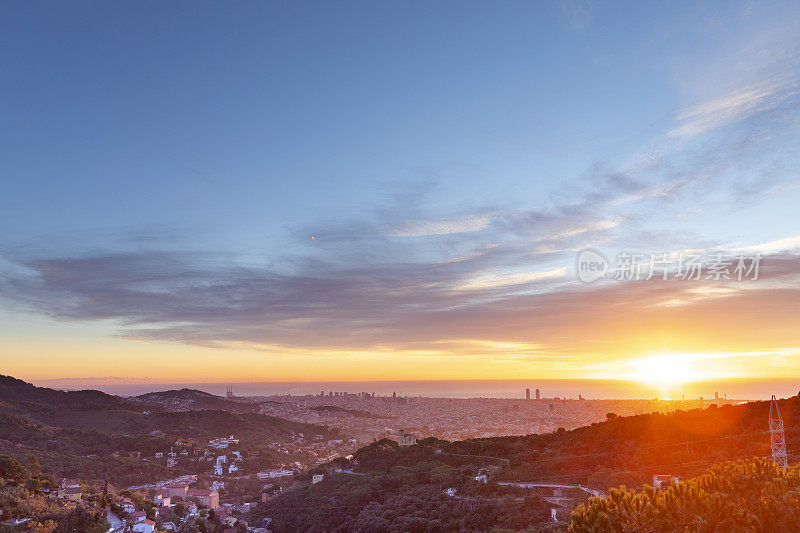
[525,388,530,400]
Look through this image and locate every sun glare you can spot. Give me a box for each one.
[624,353,707,385]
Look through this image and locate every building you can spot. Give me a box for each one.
[535,388,541,400]
[167,484,189,499]
[398,429,417,447]
[257,469,294,479]
[132,520,156,533]
[154,493,171,507]
[121,498,136,514]
[60,486,82,501]
[61,478,80,489]
[312,474,324,484]
[526,388,530,400]
[188,488,219,509]
[653,474,680,488]
[166,457,178,468]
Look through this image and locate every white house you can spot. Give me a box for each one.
[653,474,680,488]
[132,519,156,533]
[397,430,417,447]
[257,469,294,479]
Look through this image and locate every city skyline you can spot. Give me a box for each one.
[2,1,800,386]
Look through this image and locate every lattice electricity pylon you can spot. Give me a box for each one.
[769,395,788,469]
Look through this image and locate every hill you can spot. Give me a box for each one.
[131,388,261,413]
[0,375,337,485]
[442,396,799,488]
[253,395,800,531]
[0,374,142,414]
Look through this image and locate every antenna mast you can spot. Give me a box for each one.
[769,395,788,469]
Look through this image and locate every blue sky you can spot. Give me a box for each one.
[1,1,800,382]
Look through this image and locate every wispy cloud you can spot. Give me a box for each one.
[669,81,792,138]
[453,267,567,291]
[388,212,497,237]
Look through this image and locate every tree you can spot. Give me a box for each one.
[0,456,26,485]
[570,458,800,532]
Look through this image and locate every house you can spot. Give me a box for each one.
[130,510,147,523]
[257,469,294,479]
[155,452,163,459]
[132,519,156,533]
[397,429,417,447]
[61,478,80,489]
[167,484,189,499]
[121,498,136,514]
[61,486,82,501]
[312,474,324,484]
[653,474,680,488]
[166,457,179,468]
[187,488,219,509]
[475,474,488,483]
[228,463,238,474]
[154,493,171,506]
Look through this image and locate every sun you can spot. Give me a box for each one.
[624,353,707,385]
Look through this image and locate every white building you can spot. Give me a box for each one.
[132,520,156,533]
[397,429,417,447]
[257,469,294,479]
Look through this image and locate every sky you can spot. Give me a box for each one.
[1,1,800,387]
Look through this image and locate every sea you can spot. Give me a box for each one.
[30,378,800,401]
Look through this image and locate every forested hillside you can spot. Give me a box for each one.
[254,396,800,532]
[0,375,336,485]
[570,458,800,532]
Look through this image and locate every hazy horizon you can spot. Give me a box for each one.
[26,376,800,401]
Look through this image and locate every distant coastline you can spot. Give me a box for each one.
[29,377,800,401]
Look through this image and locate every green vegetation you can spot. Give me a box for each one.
[0,375,337,485]
[0,453,109,533]
[570,458,800,532]
[256,467,554,532]
[132,388,261,413]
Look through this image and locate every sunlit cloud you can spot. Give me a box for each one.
[453,267,567,291]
